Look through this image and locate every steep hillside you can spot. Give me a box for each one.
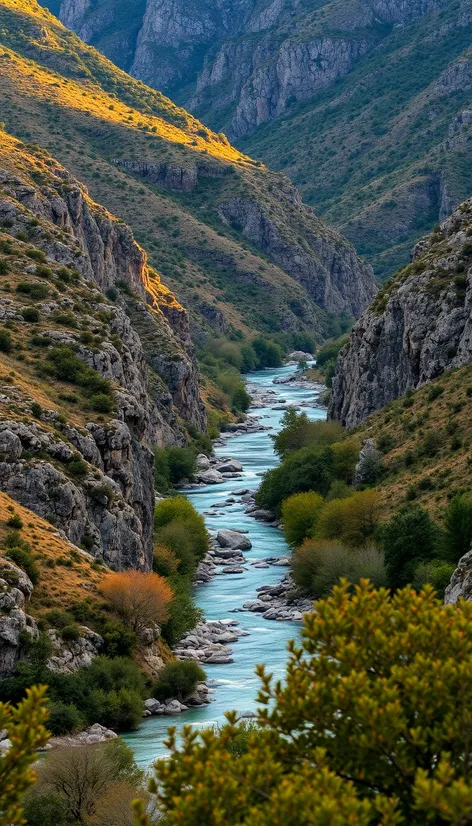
[44,0,472,281]
[0,130,206,568]
[354,365,472,518]
[329,198,472,428]
[0,0,375,340]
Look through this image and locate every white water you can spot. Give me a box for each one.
[124,363,326,765]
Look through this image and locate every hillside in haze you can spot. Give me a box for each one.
[47,0,472,280]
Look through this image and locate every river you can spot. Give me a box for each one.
[124,362,326,766]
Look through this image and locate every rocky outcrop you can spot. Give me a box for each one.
[444,550,472,604]
[218,195,376,316]
[0,560,38,674]
[330,199,472,427]
[47,627,104,674]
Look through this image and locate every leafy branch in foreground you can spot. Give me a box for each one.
[135,582,472,825]
[0,685,49,826]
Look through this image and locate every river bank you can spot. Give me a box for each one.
[124,362,326,765]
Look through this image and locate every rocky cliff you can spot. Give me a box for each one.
[329,199,472,428]
[0,132,205,569]
[51,0,448,137]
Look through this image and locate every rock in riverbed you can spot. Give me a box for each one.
[217,530,252,550]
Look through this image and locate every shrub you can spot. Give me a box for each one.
[6,513,23,530]
[21,307,40,322]
[154,660,206,702]
[292,539,386,597]
[382,505,438,589]
[330,439,360,482]
[161,577,202,647]
[31,402,42,419]
[412,560,456,599]
[442,493,472,564]
[155,446,196,488]
[316,489,380,547]
[0,329,12,353]
[153,544,179,577]
[89,392,113,413]
[68,458,88,479]
[154,497,208,566]
[141,584,472,826]
[61,624,81,642]
[281,491,324,547]
[16,282,49,299]
[5,545,39,585]
[101,571,173,635]
[47,701,84,735]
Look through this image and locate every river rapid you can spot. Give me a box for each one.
[124,363,326,766]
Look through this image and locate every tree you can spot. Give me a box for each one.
[101,571,173,635]
[382,505,438,589]
[154,661,206,702]
[26,739,142,825]
[281,491,324,547]
[256,446,334,513]
[443,493,472,564]
[135,584,472,826]
[0,685,49,826]
[272,410,344,459]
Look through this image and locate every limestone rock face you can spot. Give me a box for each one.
[0,560,38,675]
[47,627,104,674]
[329,199,472,428]
[444,550,472,604]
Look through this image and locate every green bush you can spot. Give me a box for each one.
[31,402,42,419]
[382,505,439,589]
[315,490,380,548]
[442,493,472,564]
[21,307,40,322]
[6,513,23,530]
[154,660,206,702]
[257,445,334,513]
[272,410,344,459]
[293,540,386,598]
[155,446,197,489]
[61,624,81,642]
[412,560,456,599]
[89,392,113,413]
[161,577,202,647]
[281,491,324,547]
[47,701,84,735]
[5,545,39,585]
[0,329,12,353]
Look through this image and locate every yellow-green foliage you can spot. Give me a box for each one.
[280,491,324,547]
[0,685,49,826]
[135,583,472,825]
[315,489,381,547]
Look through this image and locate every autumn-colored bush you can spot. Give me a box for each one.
[281,491,324,547]
[315,489,380,547]
[100,571,173,635]
[135,584,472,826]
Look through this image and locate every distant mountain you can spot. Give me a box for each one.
[0,0,375,343]
[46,0,472,280]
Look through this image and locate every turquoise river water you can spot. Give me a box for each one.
[124,363,326,766]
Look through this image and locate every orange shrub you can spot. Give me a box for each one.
[100,570,173,634]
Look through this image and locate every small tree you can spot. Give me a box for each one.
[443,493,472,563]
[281,491,324,547]
[101,571,173,635]
[134,584,472,826]
[0,685,49,826]
[382,505,438,589]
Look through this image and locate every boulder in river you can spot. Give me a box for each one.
[217,530,252,551]
[215,459,243,473]
[199,469,224,484]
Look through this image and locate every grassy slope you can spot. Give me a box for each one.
[0,0,344,338]
[242,0,472,281]
[355,365,472,518]
[0,491,105,617]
